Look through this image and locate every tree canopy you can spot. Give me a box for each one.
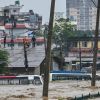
[53,18,93,45]
[53,18,75,38]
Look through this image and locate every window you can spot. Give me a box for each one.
[13,10,16,12]
[82,41,87,47]
[73,42,77,47]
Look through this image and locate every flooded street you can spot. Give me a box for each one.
[0,80,100,100]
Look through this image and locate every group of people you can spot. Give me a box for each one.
[3,31,36,48]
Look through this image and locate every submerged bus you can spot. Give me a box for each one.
[16,75,43,85]
[0,75,43,85]
[50,71,91,81]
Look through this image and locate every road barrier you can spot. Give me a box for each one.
[71,92,100,100]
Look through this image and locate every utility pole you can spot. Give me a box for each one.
[44,25,48,55]
[10,15,16,50]
[3,10,8,48]
[60,40,63,70]
[11,25,14,50]
[91,0,100,86]
[23,39,29,74]
[79,41,82,70]
[43,0,55,99]
[3,31,6,48]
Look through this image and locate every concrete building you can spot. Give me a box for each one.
[55,12,64,20]
[64,37,100,70]
[66,0,98,31]
[0,1,42,31]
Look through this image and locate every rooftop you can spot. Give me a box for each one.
[4,45,45,67]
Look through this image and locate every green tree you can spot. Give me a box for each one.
[52,18,93,69]
[52,18,75,69]
[53,18,76,56]
[0,50,9,74]
[53,18,93,45]
[53,18,76,44]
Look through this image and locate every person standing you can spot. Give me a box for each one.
[10,39,14,49]
[23,36,30,48]
[3,31,7,48]
[32,35,36,47]
[4,35,6,48]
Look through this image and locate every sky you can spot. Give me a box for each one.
[0,0,66,23]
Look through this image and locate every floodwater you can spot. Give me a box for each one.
[0,80,100,100]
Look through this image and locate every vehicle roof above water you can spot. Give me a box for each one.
[50,70,85,73]
[17,75,42,77]
[16,75,42,80]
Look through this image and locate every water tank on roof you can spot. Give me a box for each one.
[29,10,34,15]
[15,0,20,5]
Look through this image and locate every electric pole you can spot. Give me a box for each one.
[10,15,16,50]
[79,41,82,70]
[43,0,55,99]
[23,40,29,74]
[60,40,63,70]
[91,0,100,86]
[44,25,48,55]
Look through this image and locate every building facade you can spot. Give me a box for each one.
[0,1,42,39]
[55,12,64,20]
[66,0,98,31]
[0,1,42,30]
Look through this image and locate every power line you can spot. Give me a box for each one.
[89,0,96,8]
[90,0,97,8]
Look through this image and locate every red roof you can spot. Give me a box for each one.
[36,37,44,42]
[5,24,26,29]
[0,38,44,43]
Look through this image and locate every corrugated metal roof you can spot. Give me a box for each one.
[5,24,26,29]
[7,45,45,67]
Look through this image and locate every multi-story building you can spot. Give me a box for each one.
[63,37,100,70]
[66,0,98,31]
[0,1,42,37]
[55,12,64,20]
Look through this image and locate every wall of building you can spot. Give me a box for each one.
[66,0,99,31]
[71,41,100,48]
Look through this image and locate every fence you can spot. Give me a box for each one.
[71,92,100,100]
